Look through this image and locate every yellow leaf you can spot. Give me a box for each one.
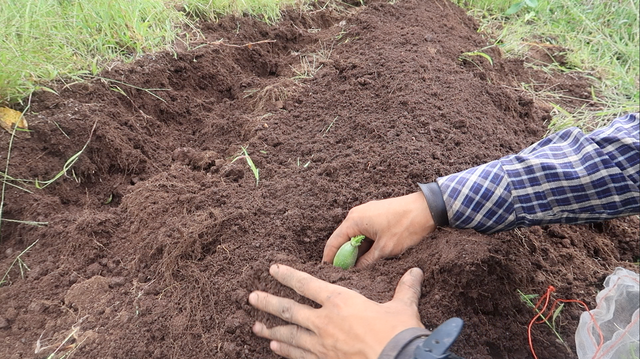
[0,107,28,134]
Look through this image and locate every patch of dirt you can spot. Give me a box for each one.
[0,1,637,358]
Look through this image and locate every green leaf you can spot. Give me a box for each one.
[552,303,564,330]
[460,51,494,66]
[505,2,525,15]
[524,0,538,8]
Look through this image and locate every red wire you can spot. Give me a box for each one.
[528,285,555,359]
[527,286,605,359]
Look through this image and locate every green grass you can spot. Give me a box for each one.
[456,0,640,131]
[179,0,295,24]
[2,0,637,125]
[0,0,300,106]
[232,146,260,186]
[34,121,97,189]
[0,239,38,287]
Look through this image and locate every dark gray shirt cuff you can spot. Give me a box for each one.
[418,182,449,227]
[378,328,432,359]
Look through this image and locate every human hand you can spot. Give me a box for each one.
[322,192,436,267]
[249,264,425,359]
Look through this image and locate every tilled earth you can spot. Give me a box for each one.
[0,1,638,358]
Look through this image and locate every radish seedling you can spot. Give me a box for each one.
[333,235,365,270]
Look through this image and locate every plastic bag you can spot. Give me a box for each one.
[575,267,639,359]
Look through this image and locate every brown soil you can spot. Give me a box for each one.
[0,1,638,358]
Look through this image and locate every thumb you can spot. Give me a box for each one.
[392,268,423,307]
[354,246,381,268]
[323,223,366,263]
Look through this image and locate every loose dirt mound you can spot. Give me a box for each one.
[0,1,637,358]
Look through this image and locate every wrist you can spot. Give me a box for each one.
[406,192,437,235]
[378,318,464,359]
[417,183,449,227]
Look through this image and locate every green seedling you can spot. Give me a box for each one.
[458,51,494,69]
[518,289,566,345]
[231,146,259,186]
[333,235,365,270]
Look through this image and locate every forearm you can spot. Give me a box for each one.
[421,113,640,234]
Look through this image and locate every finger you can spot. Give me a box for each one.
[354,244,382,268]
[322,223,361,263]
[270,340,319,359]
[391,268,423,307]
[269,264,336,305]
[252,322,317,353]
[248,290,315,327]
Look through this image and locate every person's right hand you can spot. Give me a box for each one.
[322,192,437,267]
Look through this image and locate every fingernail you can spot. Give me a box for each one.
[269,264,279,274]
[248,292,258,305]
[410,267,423,278]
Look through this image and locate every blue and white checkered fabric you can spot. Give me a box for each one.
[437,113,640,233]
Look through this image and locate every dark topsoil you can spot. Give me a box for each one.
[0,1,638,358]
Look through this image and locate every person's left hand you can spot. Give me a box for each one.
[248,264,425,359]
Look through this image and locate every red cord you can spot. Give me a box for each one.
[527,286,604,359]
[528,286,555,359]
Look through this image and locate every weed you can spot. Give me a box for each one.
[0,121,19,239]
[232,146,260,186]
[0,98,46,241]
[0,0,182,105]
[518,289,567,347]
[36,315,89,359]
[458,50,494,69]
[79,75,169,103]
[323,116,339,136]
[53,121,70,139]
[35,121,97,189]
[296,157,312,168]
[546,101,637,134]
[0,239,39,287]
[456,0,639,130]
[1,0,302,105]
[291,42,333,80]
[246,83,288,112]
[291,54,323,79]
[2,219,47,226]
[0,172,32,193]
[505,0,539,15]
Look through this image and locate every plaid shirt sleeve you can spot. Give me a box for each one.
[436,113,640,234]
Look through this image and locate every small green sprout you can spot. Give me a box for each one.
[517,289,566,345]
[333,235,365,270]
[458,51,494,69]
[232,146,259,186]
